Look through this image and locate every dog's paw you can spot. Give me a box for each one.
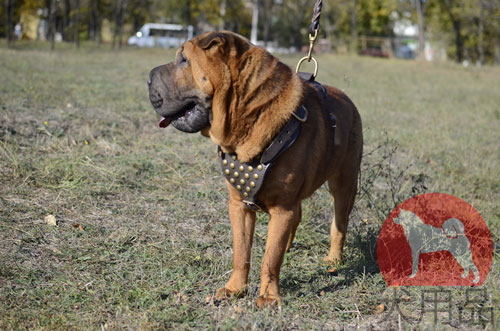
[255,295,281,308]
[322,256,341,273]
[215,287,246,301]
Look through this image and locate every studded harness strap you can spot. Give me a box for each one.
[219,105,307,212]
[219,77,331,213]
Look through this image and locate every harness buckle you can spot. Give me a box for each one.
[292,106,308,123]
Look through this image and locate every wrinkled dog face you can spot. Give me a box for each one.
[148,42,213,133]
[148,32,251,133]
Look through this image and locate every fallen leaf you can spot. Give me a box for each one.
[319,290,325,296]
[48,246,62,255]
[73,223,84,231]
[44,215,57,226]
[374,304,385,314]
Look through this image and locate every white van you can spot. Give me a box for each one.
[127,23,194,49]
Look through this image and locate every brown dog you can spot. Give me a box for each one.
[148,31,362,307]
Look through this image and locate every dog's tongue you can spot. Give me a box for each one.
[158,117,171,128]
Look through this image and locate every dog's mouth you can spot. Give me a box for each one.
[158,101,210,133]
[158,101,197,128]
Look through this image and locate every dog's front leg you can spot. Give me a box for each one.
[216,186,256,299]
[256,204,300,308]
[410,248,420,278]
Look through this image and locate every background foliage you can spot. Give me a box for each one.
[1,0,500,63]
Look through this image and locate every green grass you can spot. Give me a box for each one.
[1,41,499,329]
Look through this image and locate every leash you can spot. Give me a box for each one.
[296,0,323,80]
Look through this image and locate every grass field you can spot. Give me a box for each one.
[1,40,499,329]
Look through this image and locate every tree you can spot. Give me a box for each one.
[5,0,14,47]
[415,0,426,60]
[74,0,80,48]
[112,0,127,49]
[62,0,71,41]
[48,0,56,50]
[350,0,359,52]
[440,0,464,62]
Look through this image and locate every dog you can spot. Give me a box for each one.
[393,209,480,283]
[147,31,363,307]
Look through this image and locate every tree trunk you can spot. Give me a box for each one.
[250,0,259,44]
[89,0,96,40]
[219,0,226,30]
[95,0,102,45]
[74,0,80,48]
[350,0,358,53]
[415,0,426,60]
[441,0,463,62]
[112,0,122,49]
[185,0,191,26]
[117,0,127,49]
[49,0,56,50]
[477,1,485,66]
[263,0,272,46]
[5,0,14,47]
[63,0,70,41]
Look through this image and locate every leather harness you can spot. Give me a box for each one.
[218,75,333,213]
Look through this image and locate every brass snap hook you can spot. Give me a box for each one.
[295,28,319,79]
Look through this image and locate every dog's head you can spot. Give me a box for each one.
[147,31,252,134]
[393,209,417,226]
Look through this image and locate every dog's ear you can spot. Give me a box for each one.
[198,32,227,50]
[198,32,251,56]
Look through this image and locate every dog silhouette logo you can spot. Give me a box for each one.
[377,193,492,286]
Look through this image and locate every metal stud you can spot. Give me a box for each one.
[224,169,230,175]
[234,172,239,178]
[239,165,244,172]
[248,166,253,172]
[230,163,235,169]
[230,178,235,184]
[250,181,256,188]
[257,165,263,171]
[253,174,259,179]
[239,179,245,185]
[231,155,237,161]
[222,160,228,166]
[246,187,251,192]
[244,173,250,179]
[236,185,242,191]
[243,192,249,197]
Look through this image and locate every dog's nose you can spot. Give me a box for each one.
[147,70,153,86]
[149,90,163,108]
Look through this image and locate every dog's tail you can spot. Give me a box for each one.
[442,218,465,238]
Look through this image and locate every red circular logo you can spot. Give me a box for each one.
[377,193,492,286]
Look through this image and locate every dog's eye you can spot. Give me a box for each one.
[179,53,189,65]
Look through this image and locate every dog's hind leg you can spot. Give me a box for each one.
[454,251,480,283]
[285,204,302,252]
[324,170,358,269]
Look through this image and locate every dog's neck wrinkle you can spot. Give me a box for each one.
[210,48,303,160]
[231,57,300,159]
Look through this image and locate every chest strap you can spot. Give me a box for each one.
[219,105,308,213]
